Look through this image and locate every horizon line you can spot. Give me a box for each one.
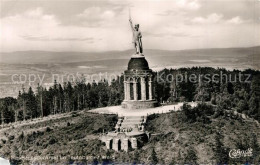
[1,45,260,54]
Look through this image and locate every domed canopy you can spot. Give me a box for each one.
[127,57,149,70]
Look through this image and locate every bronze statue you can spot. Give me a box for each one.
[129,18,143,54]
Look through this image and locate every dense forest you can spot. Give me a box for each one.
[0,67,259,124]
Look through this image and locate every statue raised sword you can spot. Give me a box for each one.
[129,10,143,55]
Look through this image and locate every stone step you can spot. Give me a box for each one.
[120,126,140,131]
[120,122,142,126]
[116,115,146,132]
[120,123,138,127]
[122,119,143,122]
[123,118,143,121]
[119,126,138,129]
[120,126,139,129]
[124,116,143,118]
[123,120,143,123]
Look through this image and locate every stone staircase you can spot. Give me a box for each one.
[115,116,147,133]
[100,115,148,152]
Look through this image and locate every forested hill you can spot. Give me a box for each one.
[0,66,259,164]
[0,67,259,125]
[0,102,259,164]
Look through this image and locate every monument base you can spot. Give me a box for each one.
[121,100,158,109]
[131,53,144,58]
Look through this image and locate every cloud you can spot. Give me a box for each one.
[192,14,251,25]
[156,10,177,16]
[76,7,116,27]
[176,0,201,10]
[226,16,245,24]
[0,7,105,51]
[192,13,223,24]
[1,0,260,52]
[156,0,200,16]
[1,7,58,29]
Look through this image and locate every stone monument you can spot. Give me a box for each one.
[121,17,158,109]
[100,16,155,152]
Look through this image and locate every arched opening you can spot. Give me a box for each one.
[109,140,112,149]
[118,139,121,151]
[130,82,134,100]
[145,77,149,100]
[128,78,133,100]
[128,140,132,149]
[137,78,141,100]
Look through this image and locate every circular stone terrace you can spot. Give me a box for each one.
[89,102,197,116]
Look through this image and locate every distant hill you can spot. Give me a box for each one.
[1,46,259,71]
[0,46,259,98]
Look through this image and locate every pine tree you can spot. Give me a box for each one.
[22,86,26,120]
[64,82,73,112]
[37,84,44,118]
[0,97,17,124]
[58,84,64,113]
[53,80,58,114]
[0,101,4,126]
[27,87,37,119]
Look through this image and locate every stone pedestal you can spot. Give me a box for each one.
[122,55,157,109]
[121,100,158,109]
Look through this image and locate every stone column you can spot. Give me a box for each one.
[143,116,147,123]
[124,81,127,100]
[126,81,131,100]
[141,77,146,100]
[122,138,129,152]
[133,79,138,100]
[131,138,137,149]
[113,138,119,151]
[106,139,112,149]
[149,78,153,100]
[141,125,145,132]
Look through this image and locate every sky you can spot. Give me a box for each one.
[0,0,260,52]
